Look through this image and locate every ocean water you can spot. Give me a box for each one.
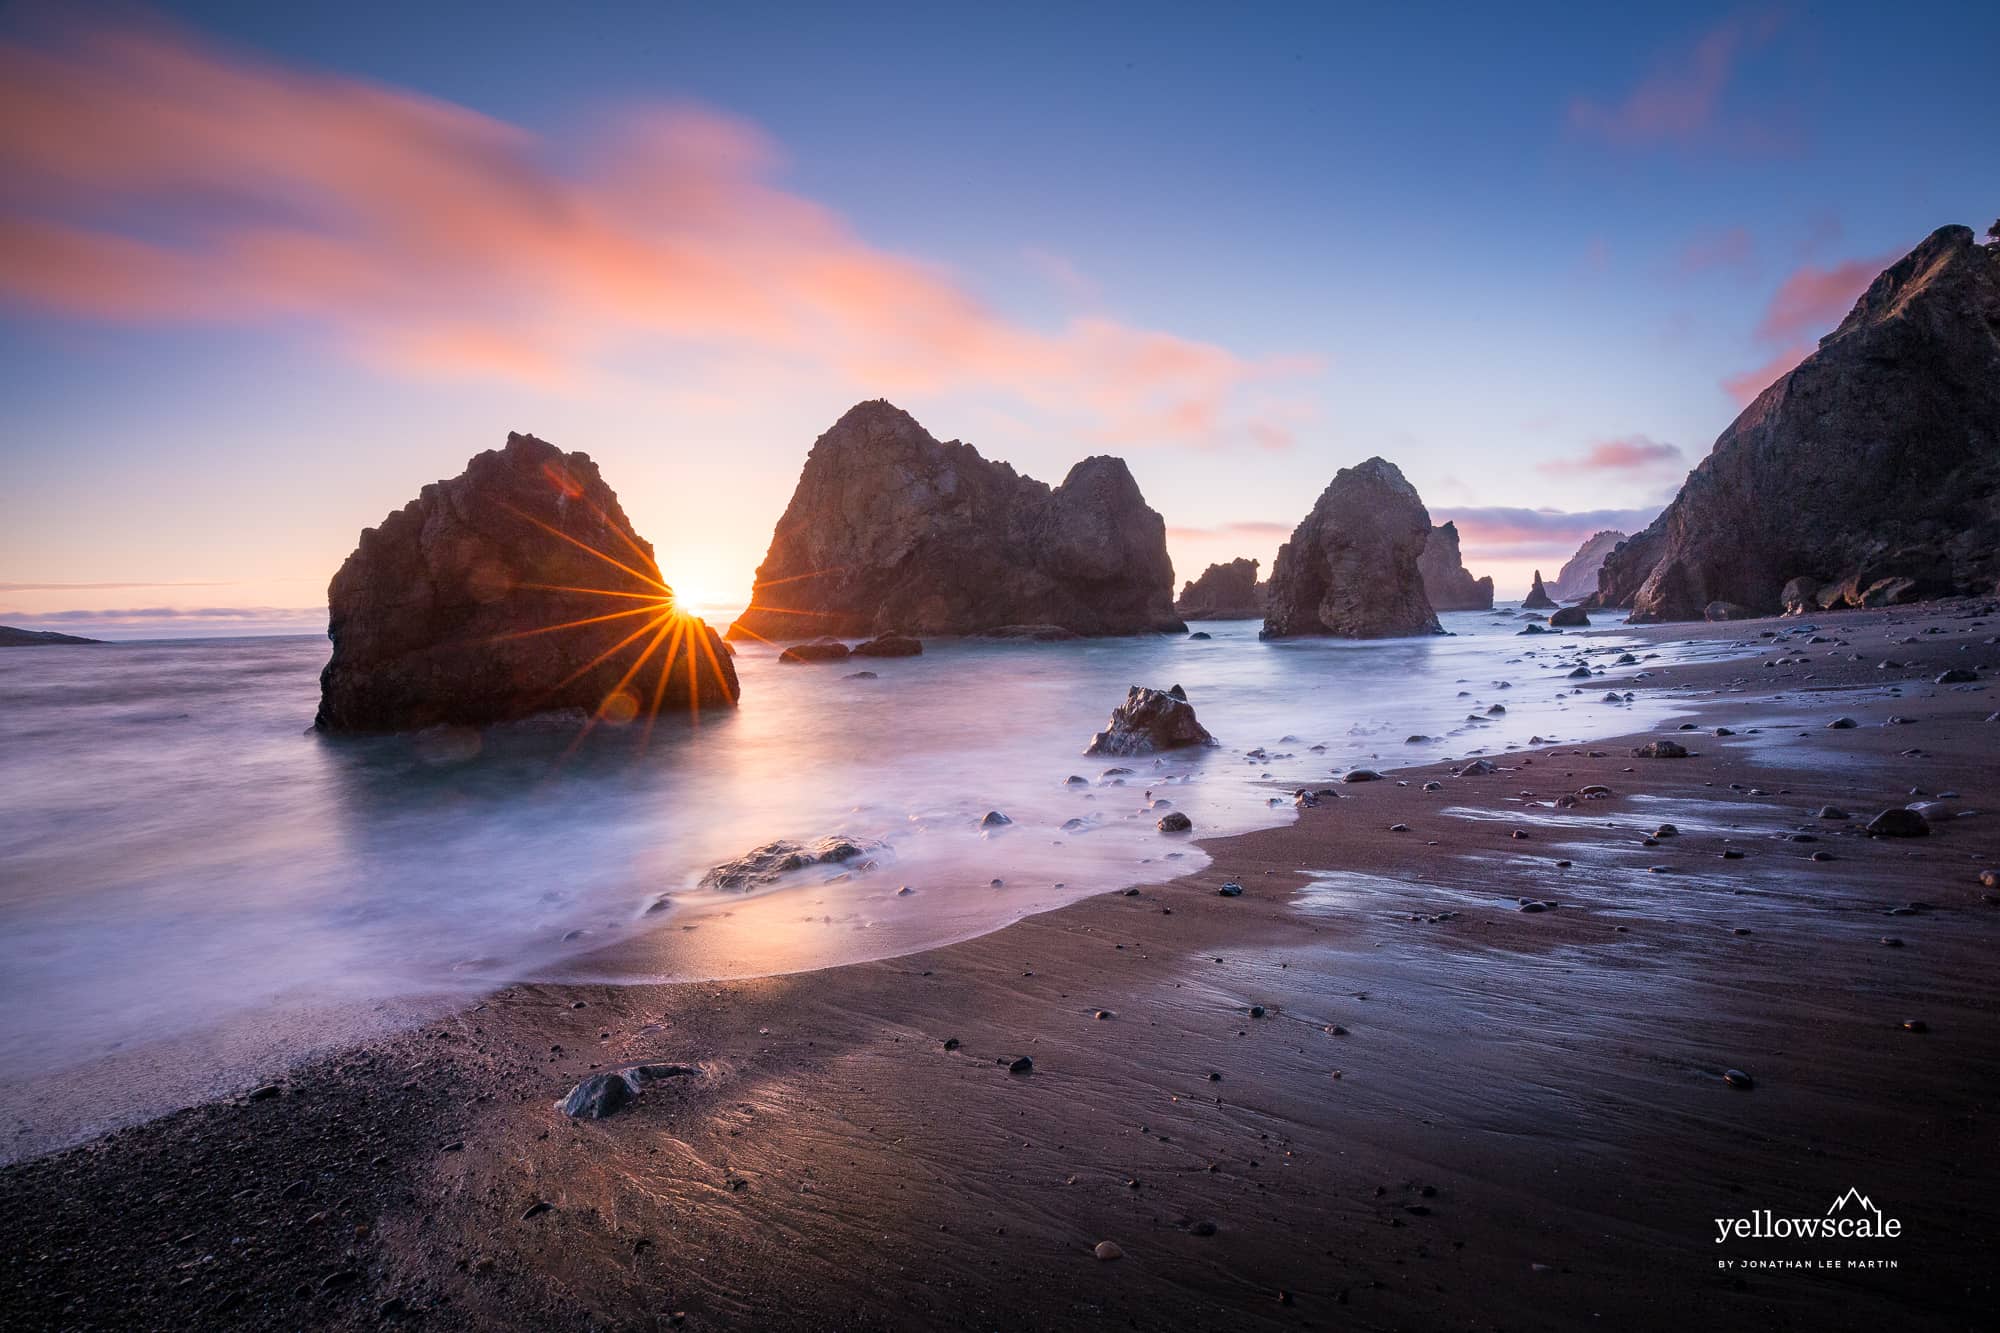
[0,609,1737,1154]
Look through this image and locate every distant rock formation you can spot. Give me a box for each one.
[316,433,739,733]
[1177,558,1266,619]
[1597,225,2000,621]
[1521,571,1557,609]
[727,401,1184,641]
[1260,458,1443,639]
[1417,522,1494,610]
[0,626,101,646]
[1549,530,1628,602]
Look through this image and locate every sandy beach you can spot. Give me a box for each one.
[4,600,1997,1331]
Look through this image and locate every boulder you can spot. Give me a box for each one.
[1866,809,1930,838]
[315,433,739,733]
[1085,685,1216,756]
[1521,571,1557,610]
[1418,522,1495,610]
[1549,606,1590,628]
[1632,740,1689,758]
[851,633,922,658]
[1177,558,1266,619]
[727,401,1184,640]
[1596,226,2000,621]
[1548,530,1629,602]
[1704,600,1755,622]
[699,837,882,891]
[778,638,850,663]
[1780,576,1822,615]
[1260,458,1443,639]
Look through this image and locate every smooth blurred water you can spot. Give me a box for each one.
[0,608,1735,1151]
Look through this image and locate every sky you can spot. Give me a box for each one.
[1,1,1994,636]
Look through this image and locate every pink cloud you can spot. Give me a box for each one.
[1536,436,1683,474]
[1434,506,1662,560]
[1753,255,1892,343]
[0,22,1316,449]
[1567,11,1790,152]
[1720,343,1810,405]
[1719,247,1895,403]
[1165,520,1293,542]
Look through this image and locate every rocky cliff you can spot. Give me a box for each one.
[1176,558,1265,619]
[1597,225,2000,621]
[0,626,102,646]
[316,433,739,733]
[1261,458,1442,638]
[1548,530,1628,602]
[1417,522,1494,610]
[727,401,1184,640]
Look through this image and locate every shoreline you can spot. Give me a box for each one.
[4,601,1997,1329]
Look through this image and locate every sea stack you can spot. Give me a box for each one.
[1597,225,2000,620]
[1549,530,1628,602]
[1177,558,1265,619]
[315,433,739,733]
[1522,571,1557,609]
[727,401,1184,640]
[1260,457,1443,639]
[1418,522,1495,610]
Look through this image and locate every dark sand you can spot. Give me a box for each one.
[4,602,1998,1331]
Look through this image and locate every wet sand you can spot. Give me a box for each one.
[4,601,1998,1331]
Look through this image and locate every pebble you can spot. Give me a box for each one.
[1007,1056,1033,1074]
[1218,881,1244,897]
[1723,1069,1754,1090]
[1902,1020,1929,1033]
[1093,1241,1123,1261]
[1157,812,1193,833]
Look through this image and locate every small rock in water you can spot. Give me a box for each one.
[1217,881,1244,897]
[1093,1241,1123,1261]
[1817,806,1849,820]
[1158,812,1193,833]
[1827,717,1858,730]
[980,810,1012,828]
[1343,768,1385,783]
[1902,1019,1929,1033]
[1723,1069,1754,1090]
[1007,1056,1033,1074]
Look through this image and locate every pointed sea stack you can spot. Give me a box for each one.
[1177,558,1266,619]
[1522,571,1557,609]
[316,433,739,733]
[1418,522,1495,610]
[1260,458,1442,639]
[1598,225,2000,620]
[727,401,1184,640]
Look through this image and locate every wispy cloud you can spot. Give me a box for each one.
[1676,226,1755,275]
[1536,436,1683,475]
[0,580,237,592]
[1165,520,1295,542]
[0,20,1317,450]
[1722,248,1896,403]
[1434,506,1661,560]
[1567,11,1791,153]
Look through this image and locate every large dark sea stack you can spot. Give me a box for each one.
[1417,522,1494,610]
[1521,571,1557,609]
[316,433,739,733]
[1261,457,1442,638]
[727,401,1184,640]
[1549,529,1628,601]
[1598,225,2000,621]
[1177,558,1265,619]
